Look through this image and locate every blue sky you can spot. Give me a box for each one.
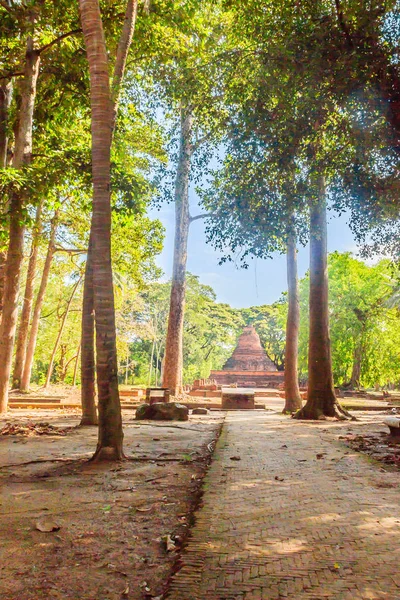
[149,190,358,309]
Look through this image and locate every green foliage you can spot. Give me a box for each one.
[298,252,400,387]
[130,273,244,385]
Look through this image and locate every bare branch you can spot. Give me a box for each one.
[0,72,24,81]
[54,247,86,254]
[38,29,82,55]
[0,1,12,13]
[334,0,353,48]
[189,212,214,223]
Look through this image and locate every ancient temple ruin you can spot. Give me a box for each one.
[210,325,284,388]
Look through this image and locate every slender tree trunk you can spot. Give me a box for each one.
[0,80,12,167]
[148,338,155,386]
[0,251,7,321]
[111,0,138,125]
[73,343,81,387]
[349,338,364,389]
[162,109,193,397]
[60,351,78,383]
[283,227,302,413]
[79,0,123,461]
[155,342,161,387]
[45,276,82,388]
[12,201,43,389]
[80,240,97,425]
[294,177,351,420]
[20,213,58,392]
[79,0,137,431]
[125,353,129,386]
[0,41,40,414]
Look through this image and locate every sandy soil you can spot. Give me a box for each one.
[0,410,224,600]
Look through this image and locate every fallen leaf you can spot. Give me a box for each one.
[230,456,241,461]
[121,584,129,597]
[274,476,284,482]
[164,534,176,552]
[35,519,60,533]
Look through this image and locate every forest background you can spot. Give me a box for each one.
[1,0,400,415]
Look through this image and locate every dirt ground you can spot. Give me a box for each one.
[1,397,398,600]
[0,409,224,600]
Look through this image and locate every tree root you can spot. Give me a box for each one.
[79,416,98,426]
[90,445,125,463]
[293,401,354,421]
[2,457,83,469]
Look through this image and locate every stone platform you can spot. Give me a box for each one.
[211,370,284,388]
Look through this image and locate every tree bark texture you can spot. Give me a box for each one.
[80,237,97,425]
[0,41,39,414]
[12,201,42,389]
[79,0,123,460]
[162,109,193,397]
[0,81,11,318]
[20,212,58,392]
[0,251,7,322]
[44,276,82,388]
[283,229,303,413]
[111,0,138,126]
[80,0,136,430]
[0,80,12,168]
[294,178,350,420]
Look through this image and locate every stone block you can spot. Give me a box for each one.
[384,417,400,436]
[222,390,255,410]
[135,402,189,421]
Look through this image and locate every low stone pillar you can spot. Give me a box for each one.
[145,387,170,405]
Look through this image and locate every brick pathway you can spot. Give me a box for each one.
[167,412,400,600]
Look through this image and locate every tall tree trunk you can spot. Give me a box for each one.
[12,201,43,389]
[0,41,40,414]
[294,178,351,420]
[20,212,58,392]
[44,276,82,388]
[0,83,11,319]
[162,109,193,397]
[0,80,12,167]
[80,0,137,429]
[0,251,7,321]
[111,0,138,126]
[80,240,97,425]
[148,337,155,386]
[349,337,364,389]
[283,226,302,413]
[73,343,81,387]
[79,0,123,461]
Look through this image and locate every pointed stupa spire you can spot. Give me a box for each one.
[223,325,277,372]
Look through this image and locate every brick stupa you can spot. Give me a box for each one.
[210,325,284,388]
